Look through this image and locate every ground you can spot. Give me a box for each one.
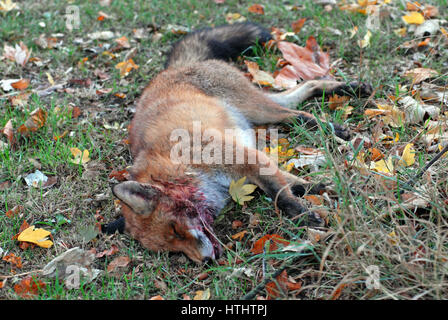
[0,0,448,299]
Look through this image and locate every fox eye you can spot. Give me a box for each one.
[170,223,185,240]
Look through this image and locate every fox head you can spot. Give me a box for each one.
[112,180,221,263]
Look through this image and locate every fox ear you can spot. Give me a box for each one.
[112,181,160,215]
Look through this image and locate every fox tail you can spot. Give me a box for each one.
[165,22,271,68]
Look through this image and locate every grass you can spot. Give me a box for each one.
[1,0,448,300]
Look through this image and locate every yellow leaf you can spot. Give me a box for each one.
[46,72,54,86]
[398,143,415,167]
[193,288,211,300]
[229,176,257,205]
[370,157,394,174]
[359,30,372,48]
[231,230,248,241]
[394,27,407,37]
[0,0,18,12]
[69,148,91,165]
[17,226,53,248]
[115,59,139,77]
[388,230,398,245]
[244,60,274,87]
[439,144,448,158]
[402,11,425,25]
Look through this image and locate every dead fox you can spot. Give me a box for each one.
[103,23,371,263]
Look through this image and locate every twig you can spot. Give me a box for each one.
[0,269,43,280]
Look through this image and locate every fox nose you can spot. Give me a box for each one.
[188,228,215,261]
[203,256,213,265]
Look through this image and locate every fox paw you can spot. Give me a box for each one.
[291,183,326,197]
[277,198,325,226]
[304,211,325,227]
[348,81,373,97]
[331,122,351,141]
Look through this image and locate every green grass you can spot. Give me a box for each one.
[1,0,448,300]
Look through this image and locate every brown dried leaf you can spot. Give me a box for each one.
[14,276,46,299]
[107,255,130,272]
[5,205,23,218]
[251,234,289,254]
[291,18,306,34]
[248,4,264,15]
[2,119,15,146]
[11,79,30,91]
[2,252,22,268]
[275,37,331,88]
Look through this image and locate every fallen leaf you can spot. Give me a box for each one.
[77,225,99,243]
[88,30,115,40]
[9,91,30,107]
[95,244,119,258]
[229,176,257,205]
[398,143,415,167]
[414,20,439,38]
[231,230,248,241]
[115,36,130,48]
[11,79,29,90]
[244,60,275,87]
[406,1,422,11]
[115,59,139,77]
[388,230,398,245]
[399,96,426,124]
[368,147,384,161]
[328,94,350,110]
[286,153,327,171]
[5,205,23,218]
[2,252,22,268]
[265,270,301,299]
[0,0,18,12]
[275,37,330,88]
[303,195,323,206]
[251,234,289,254]
[193,288,211,300]
[108,169,129,181]
[107,255,130,272]
[248,4,264,15]
[404,68,438,84]
[18,108,48,135]
[402,11,425,25]
[14,276,46,299]
[422,5,439,18]
[358,30,372,48]
[2,119,15,146]
[291,18,306,33]
[17,225,53,248]
[69,148,91,165]
[3,42,31,66]
[364,103,405,127]
[370,157,394,174]
[232,220,243,229]
[53,130,69,141]
[114,92,126,99]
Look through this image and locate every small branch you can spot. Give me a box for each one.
[0,269,43,280]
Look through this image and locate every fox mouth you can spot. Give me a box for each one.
[189,221,222,261]
[202,225,222,259]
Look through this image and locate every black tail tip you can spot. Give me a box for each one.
[101,216,125,234]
